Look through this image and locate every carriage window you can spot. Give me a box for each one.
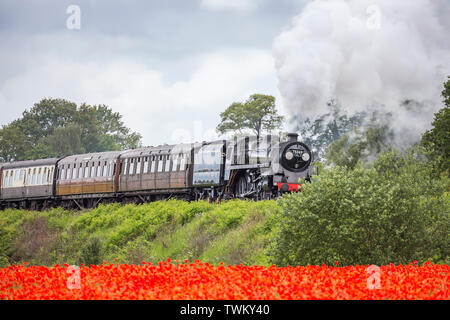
[37,168,42,185]
[129,158,135,175]
[103,162,108,177]
[20,169,24,182]
[157,155,163,172]
[43,168,48,184]
[179,154,186,171]
[165,155,171,172]
[143,157,149,174]
[120,159,128,175]
[3,171,8,187]
[172,155,178,172]
[136,158,142,174]
[26,170,31,185]
[78,165,83,179]
[91,163,95,177]
[9,171,14,186]
[60,167,65,181]
[72,164,77,179]
[32,168,37,185]
[84,163,89,178]
[97,162,102,177]
[150,156,156,173]
[109,162,114,176]
[14,170,19,182]
[66,165,71,180]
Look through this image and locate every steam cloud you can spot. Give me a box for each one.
[273,0,450,146]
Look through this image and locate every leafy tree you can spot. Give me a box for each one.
[216,94,284,137]
[15,98,78,143]
[291,100,365,161]
[325,111,394,168]
[24,124,85,159]
[0,125,28,162]
[270,148,449,266]
[0,98,142,161]
[421,77,450,176]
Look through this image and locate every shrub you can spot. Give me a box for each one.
[270,148,450,266]
[80,237,103,266]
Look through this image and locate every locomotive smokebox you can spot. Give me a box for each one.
[287,133,298,142]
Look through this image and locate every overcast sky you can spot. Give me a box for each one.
[0,0,308,146]
[1,0,448,147]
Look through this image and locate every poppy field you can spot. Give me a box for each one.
[0,260,448,300]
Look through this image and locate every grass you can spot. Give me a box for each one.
[0,199,281,267]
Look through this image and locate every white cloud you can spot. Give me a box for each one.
[200,0,258,12]
[0,49,279,146]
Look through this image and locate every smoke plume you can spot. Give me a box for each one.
[273,0,450,147]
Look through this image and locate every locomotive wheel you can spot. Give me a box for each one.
[235,174,250,197]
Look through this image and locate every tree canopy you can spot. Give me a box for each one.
[324,110,394,169]
[291,100,365,161]
[0,98,142,162]
[216,94,284,137]
[421,77,450,176]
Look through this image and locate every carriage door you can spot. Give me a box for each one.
[193,143,224,186]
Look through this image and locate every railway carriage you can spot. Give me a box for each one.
[118,144,192,196]
[0,158,58,209]
[55,151,123,208]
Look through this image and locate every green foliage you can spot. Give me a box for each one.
[80,237,103,266]
[0,200,280,267]
[325,111,394,169]
[216,94,284,137]
[291,100,365,161]
[421,78,450,176]
[442,76,450,107]
[0,98,142,161]
[0,125,28,162]
[270,148,450,266]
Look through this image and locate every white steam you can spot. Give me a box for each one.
[274,0,450,145]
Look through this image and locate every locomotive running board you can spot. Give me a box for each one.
[227,163,270,170]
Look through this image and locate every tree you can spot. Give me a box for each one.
[421,77,450,176]
[24,124,85,159]
[291,100,366,161]
[216,94,284,137]
[0,98,142,161]
[325,110,394,168]
[0,125,28,162]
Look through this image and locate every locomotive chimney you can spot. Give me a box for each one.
[287,133,298,142]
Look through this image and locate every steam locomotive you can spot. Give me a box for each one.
[0,133,315,210]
